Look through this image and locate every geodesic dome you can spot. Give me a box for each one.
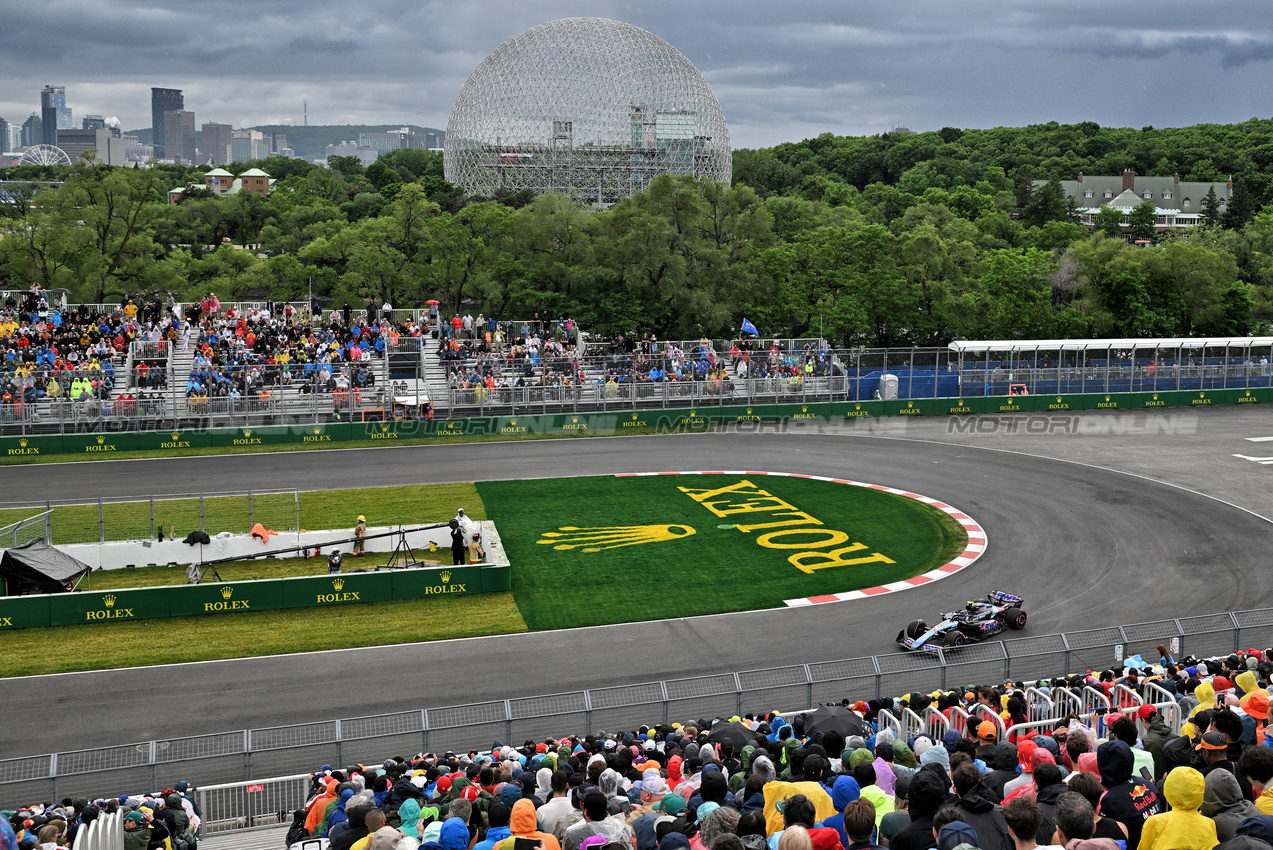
[445,17,731,207]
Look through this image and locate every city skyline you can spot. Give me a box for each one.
[0,1,1270,150]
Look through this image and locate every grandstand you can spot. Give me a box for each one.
[7,284,1273,431]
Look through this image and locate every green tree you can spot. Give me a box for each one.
[1020,178,1073,228]
[1225,181,1255,230]
[1128,200,1158,242]
[326,155,365,178]
[972,248,1058,338]
[1094,205,1124,237]
[1202,185,1222,227]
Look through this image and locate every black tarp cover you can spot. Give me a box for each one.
[0,538,92,595]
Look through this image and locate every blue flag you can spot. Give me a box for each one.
[741,318,759,336]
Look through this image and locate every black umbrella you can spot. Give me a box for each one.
[705,721,759,750]
[804,705,869,738]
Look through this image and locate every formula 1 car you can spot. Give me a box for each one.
[896,590,1028,652]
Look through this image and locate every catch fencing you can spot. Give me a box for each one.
[0,509,51,548]
[0,490,299,547]
[2,605,1269,811]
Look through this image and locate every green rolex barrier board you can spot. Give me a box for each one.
[1038,395,1081,413]
[286,423,354,445]
[359,420,429,441]
[986,395,1034,414]
[135,429,214,452]
[210,426,290,447]
[1131,392,1177,409]
[168,579,286,617]
[392,565,482,600]
[0,434,61,458]
[842,401,884,419]
[1084,394,1128,411]
[48,586,170,626]
[1235,388,1268,405]
[480,564,512,593]
[281,570,395,609]
[63,431,140,455]
[0,594,49,629]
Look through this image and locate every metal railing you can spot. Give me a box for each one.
[196,773,312,836]
[0,509,51,547]
[0,490,299,546]
[3,604,1268,810]
[71,809,123,850]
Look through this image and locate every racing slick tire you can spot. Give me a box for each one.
[1005,607,1027,630]
[946,631,966,648]
[905,619,928,640]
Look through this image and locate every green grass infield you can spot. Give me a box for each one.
[1,474,967,676]
[477,473,967,631]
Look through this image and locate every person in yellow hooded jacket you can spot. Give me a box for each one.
[1137,767,1216,850]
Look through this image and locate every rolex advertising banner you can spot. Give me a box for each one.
[167,579,286,617]
[47,586,170,626]
[281,571,395,609]
[391,565,482,600]
[0,594,50,629]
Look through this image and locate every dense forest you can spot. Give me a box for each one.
[2,118,1273,346]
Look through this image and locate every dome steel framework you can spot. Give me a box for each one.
[445,17,731,207]
[20,145,72,166]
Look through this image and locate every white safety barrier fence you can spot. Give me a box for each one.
[196,773,313,836]
[72,810,122,850]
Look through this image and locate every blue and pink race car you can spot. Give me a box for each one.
[897,590,1028,652]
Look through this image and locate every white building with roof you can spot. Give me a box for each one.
[1035,169,1232,233]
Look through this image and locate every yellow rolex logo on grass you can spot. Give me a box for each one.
[440,571,451,582]
[539,524,696,552]
[332,578,344,591]
[221,586,234,599]
[19,438,27,447]
[96,435,105,444]
[103,594,116,608]
[171,432,180,440]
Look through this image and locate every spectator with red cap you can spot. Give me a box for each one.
[1137,706,1174,779]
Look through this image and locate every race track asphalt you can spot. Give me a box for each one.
[5,418,1272,756]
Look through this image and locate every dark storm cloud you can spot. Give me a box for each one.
[0,0,1268,148]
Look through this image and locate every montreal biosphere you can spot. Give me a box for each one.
[444,17,732,207]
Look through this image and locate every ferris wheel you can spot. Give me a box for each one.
[20,144,72,166]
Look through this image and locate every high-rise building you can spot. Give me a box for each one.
[201,122,233,166]
[150,87,184,159]
[230,128,262,164]
[271,132,287,155]
[82,115,106,130]
[40,85,72,146]
[0,117,10,152]
[21,113,42,147]
[56,128,126,165]
[162,110,196,163]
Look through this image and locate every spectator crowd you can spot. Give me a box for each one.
[14,644,1273,850]
[0,287,432,422]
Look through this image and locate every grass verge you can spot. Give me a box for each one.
[477,473,967,631]
[0,592,527,678]
[0,424,711,468]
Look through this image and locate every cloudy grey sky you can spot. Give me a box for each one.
[3,0,1270,149]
